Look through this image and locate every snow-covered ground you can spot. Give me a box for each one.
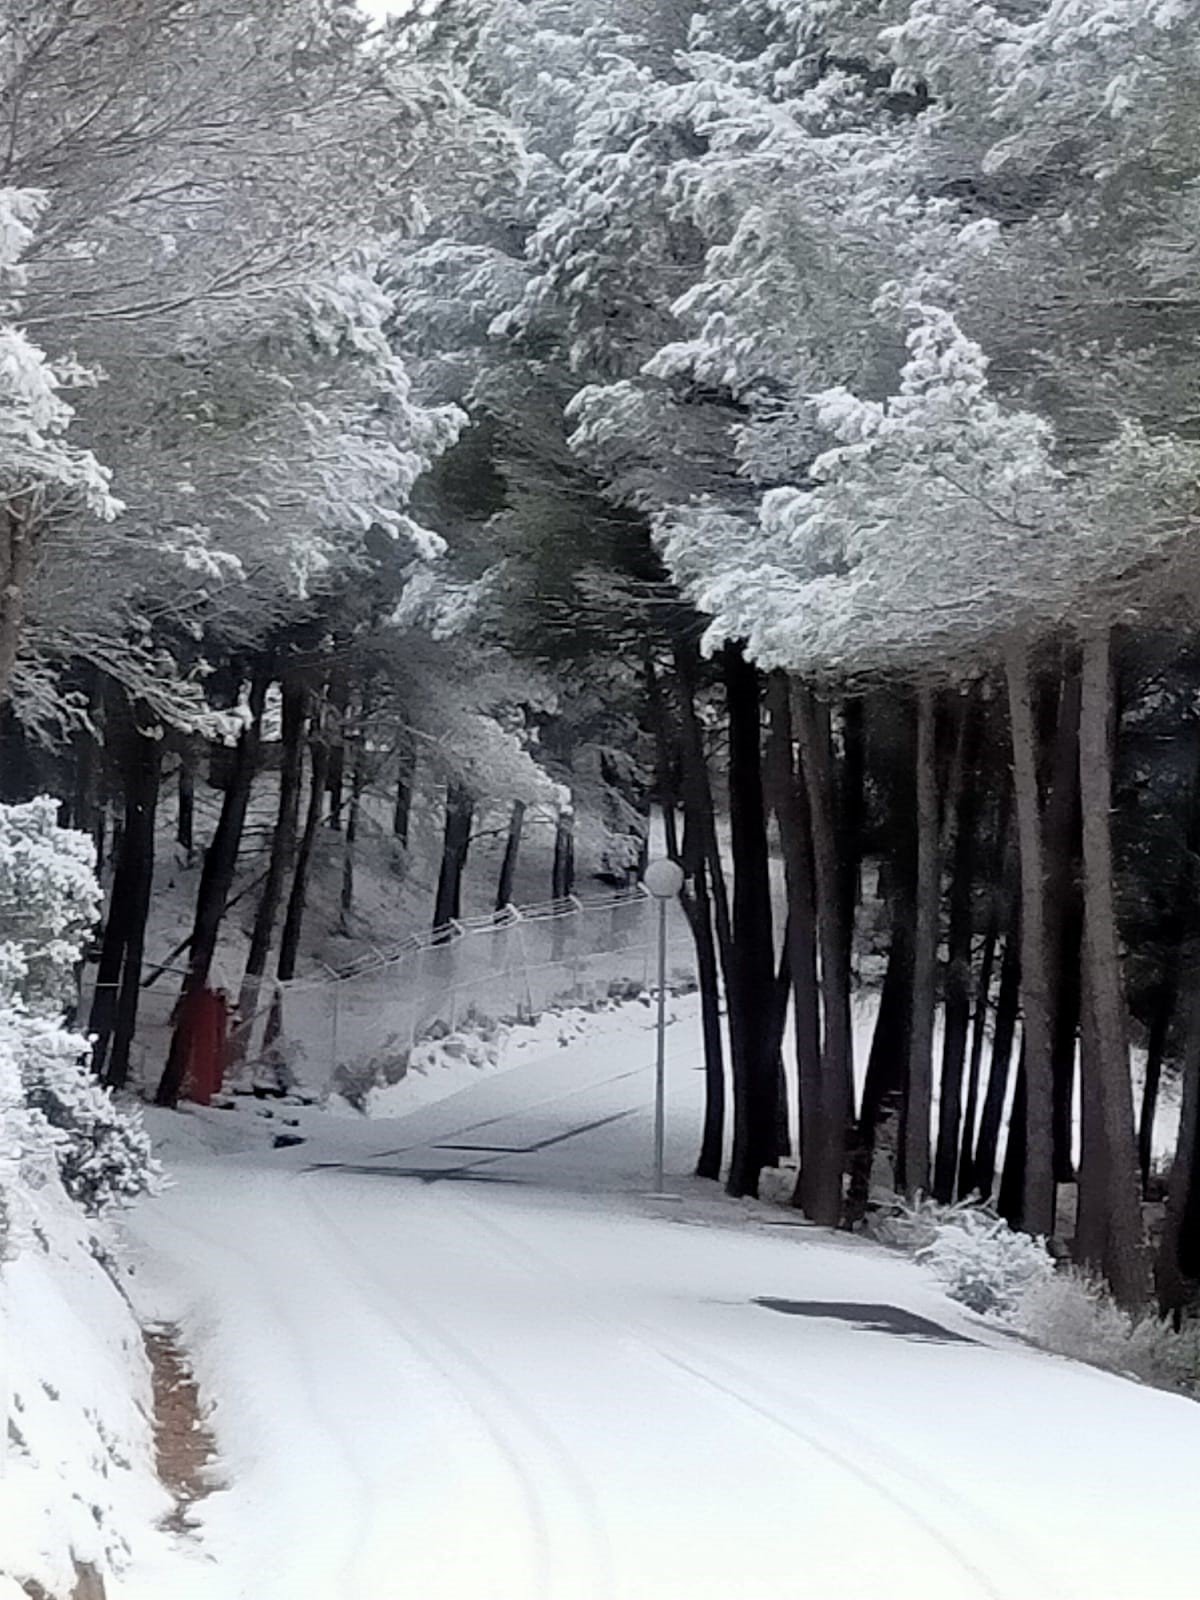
[123,996,1200,1600]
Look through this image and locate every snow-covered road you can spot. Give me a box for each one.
[127,1000,1200,1600]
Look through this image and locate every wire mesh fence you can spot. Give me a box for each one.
[260,886,698,1100]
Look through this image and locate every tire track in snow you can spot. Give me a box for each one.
[450,1193,1074,1600]
[305,1181,616,1600]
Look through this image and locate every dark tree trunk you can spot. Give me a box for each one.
[683,807,725,1180]
[794,684,851,1225]
[552,806,575,900]
[104,729,161,1090]
[974,928,1021,1201]
[1078,628,1149,1305]
[90,706,160,1082]
[935,696,985,1201]
[722,643,777,1199]
[230,679,306,1069]
[1005,640,1055,1237]
[958,790,1010,1197]
[393,729,416,846]
[765,674,822,1213]
[277,718,329,984]
[906,686,939,1198]
[838,696,866,970]
[434,783,474,932]
[1075,964,1109,1273]
[1157,979,1200,1317]
[1139,733,1200,1192]
[671,659,729,1181]
[847,735,918,1222]
[156,672,268,1107]
[1043,662,1083,1185]
[495,800,527,911]
[646,650,725,1179]
[340,719,368,924]
[998,1056,1027,1227]
[326,669,349,830]
[177,747,196,862]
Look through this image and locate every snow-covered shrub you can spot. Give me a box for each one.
[870,1196,1054,1316]
[16,1010,159,1214]
[0,798,158,1221]
[0,796,101,1014]
[1015,1269,1200,1393]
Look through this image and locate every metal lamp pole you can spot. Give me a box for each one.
[642,857,685,1196]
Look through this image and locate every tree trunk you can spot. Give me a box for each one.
[766,674,822,1213]
[434,783,474,932]
[340,718,368,924]
[552,805,575,900]
[974,928,1020,1201]
[393,728,416,845]
[495,800,527,911]
[838,696,866,971]
[277,717,329,984]
[687,836,726,1182]
[1004,639,1055,1237]
[723,643,777,1198]
[156,671,268,1107]
[103,725,161,1091]
[229,679,306,1071]
[906,686,939,1198]
[958,790,1010,1197]
[177,746,196,862]
[1138,732,1200,1192]
[933,697,983,1201]
[1074,962,1109,1273]
[1043,662,1083,1185]
[794,684,851,1225]
[90,706,160,1080]
[0,504,37,706]
[1156,977,1200,1317]
[672,659,729,1181]
[325,669,349,830]
[1077,627,1149,1306]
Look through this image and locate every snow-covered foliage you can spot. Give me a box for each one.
[427,0,1200,688]
[869,1195,1055,1317]
[1015,1267,1200,1394]
[870,1192,1200,1392]
[0,800,157,1226]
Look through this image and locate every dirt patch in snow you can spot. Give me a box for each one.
[144,1325,218,1534]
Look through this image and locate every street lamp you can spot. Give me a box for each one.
[643,856,684,1196]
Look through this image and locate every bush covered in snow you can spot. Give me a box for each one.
[870,1192,1200,1395]
[0,799,158,1234]
[1015,1269,1200,1393]
[869,1195,1054,1316]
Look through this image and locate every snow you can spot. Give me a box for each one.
[1,1176,217,1600]
[122,994,1200,1600]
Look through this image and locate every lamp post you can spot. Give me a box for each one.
[643,856,684,1196]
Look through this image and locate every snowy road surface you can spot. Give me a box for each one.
[128,999,1200,1600]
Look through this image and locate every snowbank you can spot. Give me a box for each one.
[1,1174,215,1599]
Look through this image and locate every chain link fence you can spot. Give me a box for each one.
[261,887,698,1100]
